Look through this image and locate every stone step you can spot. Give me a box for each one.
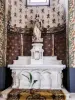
[13,56,62,65]
[18,56,57,61]
[13,60,62,65]
[18,56,30,60]
[44,56,57,61]
[1,87,12,99]
[44,60,62,65]
[13,60,30,65]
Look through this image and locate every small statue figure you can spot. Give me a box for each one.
[32,20,43,42]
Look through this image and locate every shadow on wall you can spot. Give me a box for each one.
[0,67,12,91]
[62,67,68,90]
[67,68,75,93]
[5,67,12,89]
[63,67,75,93]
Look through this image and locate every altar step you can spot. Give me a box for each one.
[18,56,57,60]
[0,87,70,100]
[13,56,62,65]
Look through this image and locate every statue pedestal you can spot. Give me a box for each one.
[31,43,44,64]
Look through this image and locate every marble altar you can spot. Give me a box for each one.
[8,44,66,89]
[8,20,66,89]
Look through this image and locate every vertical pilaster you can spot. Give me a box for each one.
[0,0,5,66]
[69,0,75,67]
[66,0,75,92]
[21,34,23,56]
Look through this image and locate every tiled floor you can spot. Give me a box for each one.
[0,87,75,100]
[69,93,75,100]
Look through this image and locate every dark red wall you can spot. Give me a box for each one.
[54,32,66,64]
[43,34,52,56]
[6,33,21,64]
[23,34,32,56]
[6,30,66,64]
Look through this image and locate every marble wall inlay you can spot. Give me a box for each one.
[69,0,75,67]
[0,0,5,66]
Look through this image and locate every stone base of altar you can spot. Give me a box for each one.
[8,64,65,90]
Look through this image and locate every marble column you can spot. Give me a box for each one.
[0,0,6,66]
[65,0,75,92]
[68,0,75,67]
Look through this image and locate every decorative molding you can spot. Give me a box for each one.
[7,26,33,35]
[42,24,66,35]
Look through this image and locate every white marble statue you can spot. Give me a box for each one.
[32,20,43,42]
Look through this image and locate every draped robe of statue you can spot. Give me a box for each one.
[32,21,43,42]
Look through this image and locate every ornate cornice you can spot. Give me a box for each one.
[46,24,66,34]
[42,24,66,35]
[7,25,33,35]
[7,24,66,35]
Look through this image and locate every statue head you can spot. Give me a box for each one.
[35,19,41,29]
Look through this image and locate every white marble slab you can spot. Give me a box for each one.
[8,64,65,89]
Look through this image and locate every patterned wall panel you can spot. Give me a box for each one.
[23,35,32,56]
[54,31,66,64]
[0,0,5,66]
[6,0,66,64]
[8,0,65,29]
[6,33,21,64]
[43,34,52,56]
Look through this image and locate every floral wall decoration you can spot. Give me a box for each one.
[69,0,75,67]
[8,0,65,29]
[0,0,5,66]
